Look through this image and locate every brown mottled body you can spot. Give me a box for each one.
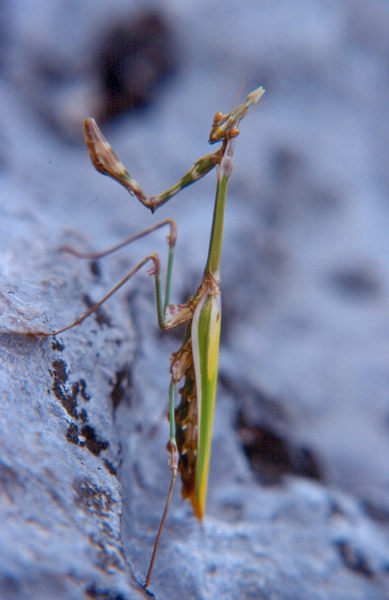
[167,271,219,507]
[172,336,198,501]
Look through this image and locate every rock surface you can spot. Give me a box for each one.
[1,1,389,599]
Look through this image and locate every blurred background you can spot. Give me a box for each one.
[1,1,389,599]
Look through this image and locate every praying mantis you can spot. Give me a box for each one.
[38,84,265,589]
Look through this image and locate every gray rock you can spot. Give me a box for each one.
[1,1,389,599]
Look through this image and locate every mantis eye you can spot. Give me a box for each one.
[228,127,240,139]
[212,112,224,124]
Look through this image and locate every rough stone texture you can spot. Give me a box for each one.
[1,1,389,599]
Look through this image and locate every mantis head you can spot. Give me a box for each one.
[208,85,265,145]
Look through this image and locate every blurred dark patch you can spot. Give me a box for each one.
[66,422,79,445]
[79,378,91,401]
[13,10,176,140]
[51,358,78,418]
[50,359,111,460]
[79,408,88,423]
[85,583,126,600]
[110,367,132,408]
[80,424,109,456]
[335,540,374,578]
[82,293,112,327]
[103,459,117,477]
[95,11,177,121]
[238,414,322,485]
[271,146,302,183]
[329,265,381,300]
[66,419,111,459]
[221,375,323,485]
[90,259,102,279]
[361,498,389,525]
[51,338,64,352]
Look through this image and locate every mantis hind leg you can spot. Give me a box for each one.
[41,219,177,337]
[60,218,176,263]
[144,381,179,590]
[48,252,162,336]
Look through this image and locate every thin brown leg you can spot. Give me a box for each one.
[60,219,176,260]
[47,253,159,336]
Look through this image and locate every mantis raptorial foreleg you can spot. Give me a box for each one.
[84,118,225,212]
[84,85,263,214]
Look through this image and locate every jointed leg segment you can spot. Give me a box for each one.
[49,252,160,336]
[83,85,265,216]
[144,380,179,589]
[46,219,179,336]
[60,219,176,261]
[84,118,225,213]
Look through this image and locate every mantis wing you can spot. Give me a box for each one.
[191,289,221,519]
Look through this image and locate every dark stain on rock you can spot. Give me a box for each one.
[82,293,111,327]
[238,416,322,485]
[73,476,115,516]
[66,418,110,459]
[90,259,101,279]
[103,459,117,477]
[335,540,374,578]
[110,368,131,408]
[51,339,64,352]
[79,408,88,423]
[80,425,109,456]
[85,583,127,600]
[80,378,91,401]
[66,422,79,445]
[52,358,67,383]
[71,380,80,398]
[52,359,78,418]
[226,377,323,485]
[50,362,111,459]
